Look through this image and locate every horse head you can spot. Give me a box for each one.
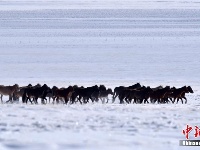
[107,88,113,95]
[187,86,194,93]
[27,84,32,87]
[13,84,19,90]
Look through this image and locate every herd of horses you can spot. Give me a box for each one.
[0,83,194,105]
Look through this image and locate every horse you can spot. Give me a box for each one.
[118,86,147,104]
[127,83,142,90]
[113,83,141,103]
[98,88,113,103]
[99,85,107,92]
[0,84,19,103]
[70,85,84,104]
[75,85,99,103]
[21,84,42,103]
[150,86,171,104]
[182,86,194,103]
[53,86,74,104]
[151,85,163,91]
[127,87,153,104]
[118,89,132,104]
[22,84,52,104]
[13,84,32,102]
[169,86,193,104]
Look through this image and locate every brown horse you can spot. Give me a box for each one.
[0,84,19,103]
[169,86,193,104]
[53,86,74,104]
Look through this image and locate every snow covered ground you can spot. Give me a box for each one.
[0,0,200,150]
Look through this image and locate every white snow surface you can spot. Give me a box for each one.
[0,0,200,150]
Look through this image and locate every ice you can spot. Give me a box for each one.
[0,0,200,150]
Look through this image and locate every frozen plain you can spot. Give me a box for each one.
[0,0,200,150]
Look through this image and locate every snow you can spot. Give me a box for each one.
[0,0,200,150]
[1,0,200,10]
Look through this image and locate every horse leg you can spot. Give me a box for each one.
[64,97,68,104]
[114,94,119,101]
[166,98,170,103]
[52,97,55,104]
[106,97,109,103]
[119,96,124,104]
[129,98,133,104]
[183,97,187,104]
[102,98,105,104]
[176,98,179,104]
[35,97,39,104]
[31,97,35,104]
[112,93,116,100]
[56,97,59,104]
[180,98,183,104]
[99,97,103,103]
[78,96,84,104]
[78,98,82,104]
[43,98,47,104]
[89,96,94,103]
[119,99,124,104]
[158,98,161,104]
[5,95,11,103]
[26,97,29,104]
[172,97,176,104]
[25,96,29,104]
[112,97,115,103]
[70,97,74,104]
[112,93,118,103]
[133,98,137,104]
[82,97,86,104]
[168,97,172,103]
[10,94,13,103]
[0,94,3,103]
[112,93,117,103]
[128,98,132,104]
[125,98,129,104]
[144,99,149,104]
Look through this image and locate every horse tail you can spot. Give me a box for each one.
[113,88,117,99]
[12,92,17,101]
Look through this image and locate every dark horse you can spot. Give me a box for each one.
[127,87,153,104]
[22,84,52,104]
[53,86,74,104]
[113,83,141,102]
[169,86,194,104]
[75,85,99,103]
[150,86,171,104]
[91,85,107,103]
